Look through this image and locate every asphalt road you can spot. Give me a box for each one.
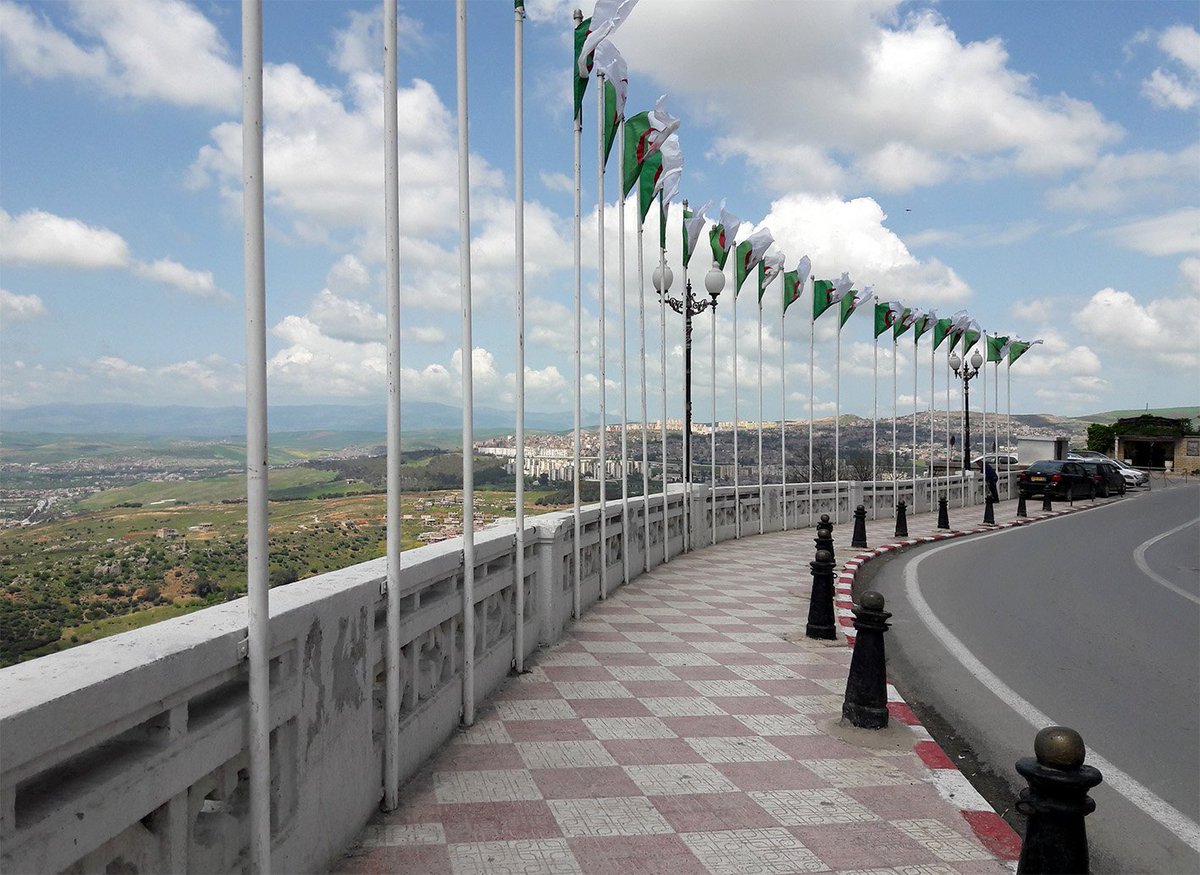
[861,483,1200,874]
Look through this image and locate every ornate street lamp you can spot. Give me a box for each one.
[949,348,984,472]
[656,262,722,541]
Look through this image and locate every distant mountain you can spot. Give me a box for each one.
[1,402,592,436]
[1074,406,1198,425]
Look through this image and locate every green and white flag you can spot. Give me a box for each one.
[621,95,680,196]
[840,286,874,328]
[683,200,711,267]
[734,227,774,296]
[874,301,899,338]
[709,203,740,270]
[782,255,811,315]
[637,150,662,223]
[986,333,1010,363]
[573,15,593,121]
[1007,338,1043,364]
[593,41,627,168]
[812,273,852,321]
[893,307,915,339]
[961,326,981,352]
[913,310,936,344]
[932,316,954,350]
[758,250,785,302]
[946,311,972,351]
[577,0,639,76]
[651,133,682,246]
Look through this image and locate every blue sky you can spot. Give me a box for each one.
[1,0,1197,422]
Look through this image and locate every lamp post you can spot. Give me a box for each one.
[655,263,722,540]
[949,349,984,472]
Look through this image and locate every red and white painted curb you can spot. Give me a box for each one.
[833,505,1086,864]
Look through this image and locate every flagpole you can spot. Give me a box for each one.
[872,332,878,520]
[892,336,898,502]
[945,346,951,502]
[571,9,582,616]
[733,252,741,538]
[617,119,629,586]
[240,1,270,866]
[929,334,935,508]
[595,72,608,598]
[638,221,650,571]
[781,294,787,531]
[807,294,814,527]
[835,320,841,525]
[710,276,717,545]
[383,0,404,809]
[681,231,690,554]
[512,0,527,672]
[659,198,670,565]
[1006,360,1012,470]
[757,295,764,534]
[455,0,477,726]
[911,334,918,508]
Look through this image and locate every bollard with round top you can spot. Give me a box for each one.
[893,500,908,538]
[1042,493,1053,513]
[805,548,837,640]
[816,513,835,562]
[841,590,892,729]
[936,496,950,530]
[983,494,996,525]
[1015,726,1103,875]
[1017,491,1028,518]
[851,505,868,548]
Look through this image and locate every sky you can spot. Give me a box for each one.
[1,0,1197,424]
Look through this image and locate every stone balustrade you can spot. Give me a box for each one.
[0,474,994,873]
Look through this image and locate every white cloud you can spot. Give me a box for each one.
[0,0,238,110]
[1104,208,1200,256]
[0,208,129,269]
[132,258,223,299]
[539,171,574,194]
[307,289,387,343]
[1141,25,1200,110]
[403,325,446,344]
[1045,145,1200,212]
[1011,298,1054,323]
[1073,287,1200,369]
[0,288,47,322]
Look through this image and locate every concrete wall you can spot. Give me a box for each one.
[0,475,988,874]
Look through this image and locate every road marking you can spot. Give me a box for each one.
[1133,517,1200,606]
[905,533,1200,853]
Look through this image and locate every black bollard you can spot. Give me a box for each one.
[805,548,837,640]
[893,500,908,538]
[841,591,892,729]
[936,496,950,530]
[1042,493,1053,513]
[1017,492,1028,518]
[1015,726,1103,875]
[851,505,868,548]
[983,495,996,525]
[816,513,835,562]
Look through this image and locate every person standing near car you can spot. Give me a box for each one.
[980,459,999,503]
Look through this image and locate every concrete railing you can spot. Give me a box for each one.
[0,473,990,873]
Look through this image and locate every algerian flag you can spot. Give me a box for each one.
[946,310,972,351]
[782,255,811,315]
[913,310,936,344]
[734,227,774,297]
[893,307,915,339]
[710,203,740,269]
[758,249,785,302]
[637,150,662,223]
[652,134,682,247]
[932,317,954,350]
[683,200,710,267]
[840,286,874,328]
[986,334,1010,363]
[813,273,853,321]
[961,327,981,352]
[577,0,640,76]
[573,16,593,121]
[593,41,627,168]
[1008,338,1043,364]
[873,301,897,338]
[620,95,680,196]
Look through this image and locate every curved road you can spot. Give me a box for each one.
[862,483,1200,874]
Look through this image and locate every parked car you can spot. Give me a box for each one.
[1112,458,1149,487]
[1017,460,1095,501]
[971,453,1019,468]
[1075,460,1126,497]
[1066,450,1109,461]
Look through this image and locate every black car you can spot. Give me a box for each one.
[1017,460,1095,500]
[1076,460,1126,497]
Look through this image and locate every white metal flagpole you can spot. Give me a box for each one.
[757,293,764,534]
[892,336,898,501]
[596,72,608,598]
[455,0,476,727]
[659,203,670,565]
[835,318,841,524]
[241,0,270,866]
[383,0,403,808]
[929,333,935,507]
[618,119,630,586]
[733,249,741,537]
[911,332,918,508]
[946,346,951,500]
[571,9,583,616]
[513,0,527,669]
[711,278,718,545]
[681,219,690,554]
[638,222,650,571]
[872,330,878,519]
[808,293,814,526]
[781,292,788,531]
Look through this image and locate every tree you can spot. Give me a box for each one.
[1086,423,1115,454]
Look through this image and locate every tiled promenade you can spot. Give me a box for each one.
[333,497,1065,874]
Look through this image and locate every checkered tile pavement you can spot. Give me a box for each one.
[330,495,1099,874]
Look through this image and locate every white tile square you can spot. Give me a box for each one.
[689,641,755,653]
[679,827,828,874]
[495,699,577,721]
[624,763,739,796]
[458,720,513,745]
[687,679,768,698]
[777,694,845,714]
[554,680,634,699]
[651,652,719,667]
[434,770,542,804]
[606,665,679,681]
[750,788,879,826]
[579,640,644,653]
[805,758,920,788]
[686,736,791,763]
[517,740,617,770]
[583,716,675,740]
[732,713,820,737]
[548,797,674,837]
[539,652,602,667]
[727,664,798,680]
[359,823,445,847]
[620,631,682,644]
[890,818,995,862]
[447,838,580,875]
[642,697,726,717]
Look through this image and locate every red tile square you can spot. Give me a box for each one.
[503,681,565,700]
[619,680,698,698]
[662,715,755,738]
[709,651,779,665]
[845,783,963,820]
[652,791,780,833]
[711,696,798,715]
[752,678,834,696]
[602,738,706,765]
[789,822,936,869]
[532,765,643,800]
[714,761,826,791]
[769,734,872,760]
[435,742,525,772]
[504,719,596,742]
[600,652,661,666]
[669,665,740,681]
[568,835,709,875]
[637,641,695,653]
[331,844,451,874]
[569,698,652,718]
[438,800,562,844]
[543,666,616,682]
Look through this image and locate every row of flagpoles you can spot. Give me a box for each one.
[240,4,1049,860]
